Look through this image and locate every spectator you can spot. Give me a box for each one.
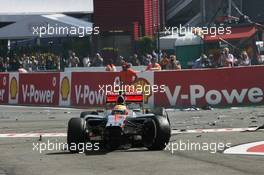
[141,54,151,66]
[220,48,234,67]
[4,57,10,71]
[237,51,251,66]
[9,57,20,71]
[131,54,141,66]
[105,59,116,72]
[60,56,67,71]
[152,50,158,59]
[92,53,104,67]
[145,57,161,71]
[68,56,73,67]
[160,53,169,70]
[83,55,91,67]
[119,62,137,85]
[0,57,5,72]
[31,56,38,71]
[208,54,219,68]
[166,55,181,70]
[192,54,212,69]
[54,56,61,70]
[46,55,54,70]
[18,64,27,73]
[116,56,125,66]
[70,52,80,67]
[22,54,31,71]
[0,51,77,71]
[38,55,46,70]
[257,54,264,65]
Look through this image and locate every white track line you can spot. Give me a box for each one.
[171,127,263,134]
[0,105,84,111]
[0,133,66,138]
[0,127,262,138]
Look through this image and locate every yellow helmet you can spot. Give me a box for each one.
[113,105,127,111]
[112,105,128,115]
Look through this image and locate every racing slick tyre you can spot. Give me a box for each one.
[80,111,98,118]
[143,115,171,150]
[67,118,86,153]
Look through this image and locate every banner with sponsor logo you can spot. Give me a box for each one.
[71,72,119,107]
[0,73,9,104]
[71,71,154,107]
[59,72,71,106]
[18,73,60,106]
[154,66,264,107]
[134,71,154,107]
[8,73,19,104]
[1,66,264,108]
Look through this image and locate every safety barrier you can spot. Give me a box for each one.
[1,65,264,108]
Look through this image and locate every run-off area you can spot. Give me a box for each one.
[0,105,263,175]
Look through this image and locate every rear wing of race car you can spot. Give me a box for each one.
[106,92,144,104]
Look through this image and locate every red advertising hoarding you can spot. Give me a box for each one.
[0,66,264,108]
[0,73,9,104]
[18,73,60,105]
[154,66,264,107]
[71,72,119,107]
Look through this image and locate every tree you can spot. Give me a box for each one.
[135,36,155,56]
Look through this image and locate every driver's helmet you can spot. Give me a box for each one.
[112,105,128,115]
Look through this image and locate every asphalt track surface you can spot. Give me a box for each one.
[0,105,263,175]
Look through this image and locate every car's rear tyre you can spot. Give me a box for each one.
[67,118,85,153]
[80,111,98,118]
[143,115,171,150]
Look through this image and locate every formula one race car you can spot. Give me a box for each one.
[67,92,171,153]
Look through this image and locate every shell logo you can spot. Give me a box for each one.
[60,77,70,101]
[132,78,151,103]
[10,77,17,100]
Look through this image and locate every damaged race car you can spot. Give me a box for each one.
[67,92,171,153]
